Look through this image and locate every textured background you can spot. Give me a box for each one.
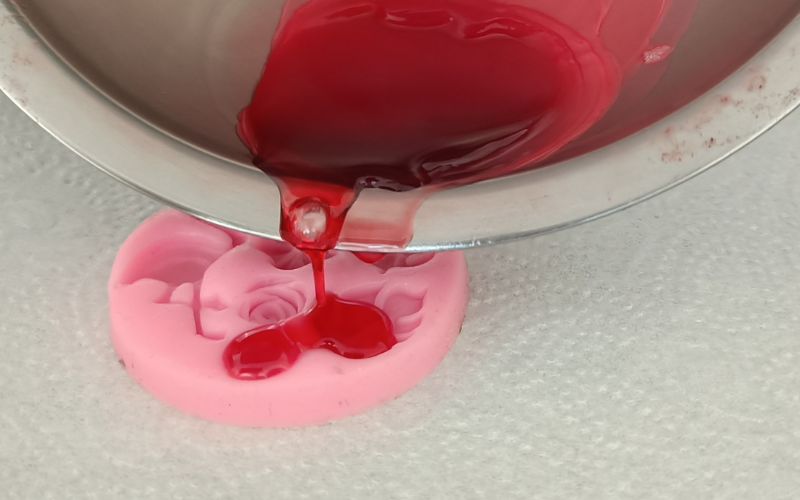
[1,91,799,499]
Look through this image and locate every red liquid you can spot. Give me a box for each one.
[238,0,619,200]
[226,0,621,378]
[223,291,396,380]
[352,252,386,264]
[224,244,396,379]
[307,250,328,305]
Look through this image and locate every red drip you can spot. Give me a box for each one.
[306,250,327,306]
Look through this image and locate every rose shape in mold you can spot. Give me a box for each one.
[108,210,469,427]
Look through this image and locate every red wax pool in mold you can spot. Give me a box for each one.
[224,293,397,380]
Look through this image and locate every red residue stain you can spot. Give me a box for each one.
[718,95,743,108]
[661,141,687,163]
[747,75,767,92]
[11,50,33,67]
[752,102,767,119]
[783,86,800,106]
[703,137,716,148]
[693,113,714,130]
[7,76,26,95]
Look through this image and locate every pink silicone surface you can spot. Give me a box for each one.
[108,210,469,427]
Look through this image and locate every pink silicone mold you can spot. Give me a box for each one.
[108,209,469,427]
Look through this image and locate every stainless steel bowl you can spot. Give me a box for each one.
[1,0,799,250]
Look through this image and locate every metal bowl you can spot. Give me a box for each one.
[1,0,799,250]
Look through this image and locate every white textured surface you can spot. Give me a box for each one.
[1,91,799,499]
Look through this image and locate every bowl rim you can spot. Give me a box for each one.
[1,0,799,251]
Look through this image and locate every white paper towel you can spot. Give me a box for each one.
[1,92,799,499]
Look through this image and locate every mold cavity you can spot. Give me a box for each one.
[373,252,435,271]
[394,315,423,340]
[245,276,295,293]
[122,241,225,286]
[169,282,195,306]
[239,289,304,324]
[402,253,436,267]
[382,288,425,319]
[380,286,427,339]
[217,227,250,246]
[250,239,311,270]
[119,239,227,286]
[248,300,297,323]
[343,284,383,304]
[246,281,309,311]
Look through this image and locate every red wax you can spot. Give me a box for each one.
[352,252,386,264]
[223,293,396,380]
[237,0,619,194]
